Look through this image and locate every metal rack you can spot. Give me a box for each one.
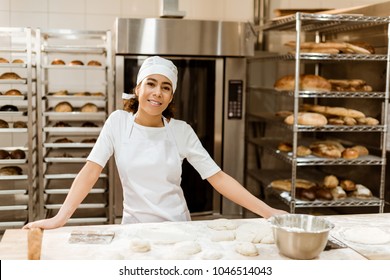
[245,13,390,213]
[0,27,38,229]
[36,29,114,225]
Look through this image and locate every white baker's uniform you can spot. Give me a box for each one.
[87,110,220,223]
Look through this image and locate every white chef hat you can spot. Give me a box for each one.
[136,56,178,93]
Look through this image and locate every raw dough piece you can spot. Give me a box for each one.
[235,242,259,257]
[173,241,201,255]
[129,238,151,253]
[260,233,275,244]
[201,250,223,260]
[136,226,195,244]
[342,227,390,245]
[235,222,273,244]
[210,230,235,242]
[207,218,238,230]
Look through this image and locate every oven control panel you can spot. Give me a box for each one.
[228,80,243,119]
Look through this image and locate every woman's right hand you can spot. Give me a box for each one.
[22,216,66,230]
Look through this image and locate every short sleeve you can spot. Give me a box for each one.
[86,111,117,168]
[174,121,221,179]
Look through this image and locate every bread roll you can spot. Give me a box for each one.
[274,74,331,92]
[328,118,345,125]
[12,59,24,63]
[296,188,316,201]
[4,89,22,96]
[54,138,73,143]
[342,148,359,159]
[81,103,98,113]
[87,60,102,66]
[331,186,347,200]
[69,60,84,66]
[323,175,339,189]
[345,42,374,54]
[13,121,27,128]
[81,138,97,143]
[0,149,10,159]
[351,145,369,156]
[54,102,73,112]
[0,105,18,111]
[297,145,311,157]
[28,228,43,260]
[82,121,98,127]
[284,112,328,126]
[357,117,379,126]
[91,92,104,96]
[0,119,9,128]
[315,187,333,200]
[0,166,23,175]
[52,90,68,96]
[350,184,372,199]
[340,179,356,191]
[10,149,26,159]
[343,117,357,126]
[0,57,9,63]
[278,142,292,152]
[303,103,365,119]
[0,72,22,79]
[53,121,71,127]
[51,59,65,65]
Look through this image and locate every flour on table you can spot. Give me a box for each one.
[235,222,273,244]
[129,238,151,252]
[342,227,390,245]
[201,250,223,260]
[210,230,235,242]
[235,242,259,257]
[207,218,238,230]
[173,241,202,255]
[136,226,195,244]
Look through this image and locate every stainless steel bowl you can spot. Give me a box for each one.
[268,214,334,259]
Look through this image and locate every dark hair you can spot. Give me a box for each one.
[122,87,175,120]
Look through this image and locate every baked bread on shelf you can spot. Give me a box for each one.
[54,102,73,112]
[12,59,24,64]
[4,89,23,96]
[284,41,375,54]
[81,103,98,113]
[0,150,10,159]
[0,57,10,63]
[87,60,102,66]
[51,59,65,65]
[10,149,26,159]
[284,112,328,126]
[0,119,9,128]
[0,166,23,175]
[13,121,27,128]
[0,72,22,79]
[69,60,84,66]
[274,74,331,92]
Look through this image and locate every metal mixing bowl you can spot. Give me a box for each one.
[268,214,334,259]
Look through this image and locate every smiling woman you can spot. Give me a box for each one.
[23,56,286,230]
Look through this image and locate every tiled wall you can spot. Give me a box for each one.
[0,0,254,30]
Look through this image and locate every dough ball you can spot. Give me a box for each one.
[173,241,201,255]
[207,218,238,230]
[235,222,273,243]
[210,230,235,242]
[129,238,151,253]
[201,250,223,260]
[235,242,259,257]
[342,227,390,245]
[260,233,275,244]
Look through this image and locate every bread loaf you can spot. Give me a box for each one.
[4,89,22,96]
[87,60,102,66]
[51,59,65,65]
[81,103,98,113]
[284,112,328,126]
[13,121,27,128]
[0,150,10,159]
[350,184,372,199]
[12,59,24,64]
[309,143,342,158]
[303,103,365,119]
[54,102,73,112]
[10,149,26,159]
[271,179,317,191]
[69,60,84,66]
[297,145,311,157]
[351,145,369,156]
[278,142,292,152]
[0,166,23,175]
[0,119,9,128]
[0,57,9,63]
[341,179,356,191]
[296,188,316,201]
[315,187,333,200]
[323,175,339,189]
[274,74,331,92]
[331,186,347,200]
[54,138,73,143]
[342,148,359,159]
[0,72,22,79]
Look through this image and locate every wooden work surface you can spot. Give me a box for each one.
[0,213,389,260]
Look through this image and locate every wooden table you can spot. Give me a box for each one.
[1,213,389,260]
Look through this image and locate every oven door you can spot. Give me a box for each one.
[114,55,223,218]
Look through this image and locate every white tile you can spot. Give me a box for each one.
[48,13,85,29]
[10,0,48,12]
[120,0,159,18]
[49,0,85,14]
[86,14,117,30]
[0,11,10,26]
[10,12,48,28]
[0,0,10,11]
[86,0,121,15]
[223,0,253,21]
[185,0,224,20]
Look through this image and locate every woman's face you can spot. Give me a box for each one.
[136,74,174,117]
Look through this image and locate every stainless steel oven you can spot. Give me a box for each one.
[113,18,254,219]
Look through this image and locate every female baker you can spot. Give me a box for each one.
[23,56,286,229]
